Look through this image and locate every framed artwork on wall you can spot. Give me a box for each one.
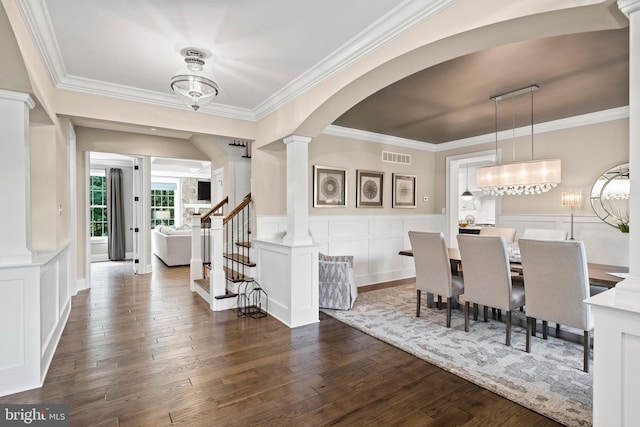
[314,165,347,207]
[356,170,383,208]
[392,173,417,208]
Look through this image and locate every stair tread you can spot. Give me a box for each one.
[214,291,238,300]
[223,253,256,267]
[224,266,253,283]
[236,241,252,248]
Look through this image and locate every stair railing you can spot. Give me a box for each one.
[223,193,253,285]
[200,196,228,276]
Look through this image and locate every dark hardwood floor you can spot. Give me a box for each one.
[0,258,561,426]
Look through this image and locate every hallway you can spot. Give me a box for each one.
[0,260,560,426]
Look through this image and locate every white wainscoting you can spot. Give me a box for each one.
[257,214,628,289]
[257,214,446,286]
[0,246,72,397]
[500,215,629,266]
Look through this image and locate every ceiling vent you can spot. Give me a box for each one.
[382,151,411,165]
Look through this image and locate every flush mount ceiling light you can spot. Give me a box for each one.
[170,48,219,111]
[476,84,561,196]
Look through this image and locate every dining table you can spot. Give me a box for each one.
[398,248,628,288]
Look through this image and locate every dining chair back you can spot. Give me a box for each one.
[408,231,464,327]
[457,234,525,346]
[518,238,593,372]
[522,228,568,240]
[479,226,516,243]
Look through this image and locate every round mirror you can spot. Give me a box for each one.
[590,163,629,230]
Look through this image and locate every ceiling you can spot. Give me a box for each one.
[19,1,629,145]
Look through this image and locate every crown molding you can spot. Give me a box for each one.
[0,89,35,108]
[252,0,457,120]
[324,106,630,152]
[323,125,437,152]
[17,0,66,87]
[618,0,640,17]
[17,0,457,122]
[56,74,256,120]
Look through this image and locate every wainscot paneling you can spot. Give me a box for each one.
[0,246,72,397]
[257,214,446,286]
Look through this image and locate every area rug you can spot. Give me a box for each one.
[321,284,592,427]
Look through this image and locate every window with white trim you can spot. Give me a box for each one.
[90,171,108,237]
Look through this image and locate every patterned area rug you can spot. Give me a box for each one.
[321,284,592,427]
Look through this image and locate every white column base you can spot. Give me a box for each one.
[587,289,640,426]
[253,238,319,328]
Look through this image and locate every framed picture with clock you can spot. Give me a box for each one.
[356,170,384,208]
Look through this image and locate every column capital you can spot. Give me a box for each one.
[283,135,312,145]
[619,0,640,17]
[0,89,35,109]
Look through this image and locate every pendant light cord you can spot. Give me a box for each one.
[530,86,535,161]
[494,99,498,165]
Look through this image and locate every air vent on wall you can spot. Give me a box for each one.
[382,151,411,165]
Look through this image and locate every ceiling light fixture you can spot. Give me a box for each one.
[476,84,561,196]
[170,48,219,111]
[461,165,473,201]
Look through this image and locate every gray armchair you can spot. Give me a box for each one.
[318,253,358,310]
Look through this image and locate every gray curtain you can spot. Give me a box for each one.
[106,168,126,261]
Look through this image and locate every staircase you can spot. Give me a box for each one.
[190,193,255,311]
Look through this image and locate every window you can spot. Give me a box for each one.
[151,181,177,228]
[90,172,108,237]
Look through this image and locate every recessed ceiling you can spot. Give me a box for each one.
[31,0,403,114]
[334,29,629,143]
[18,2,630,145]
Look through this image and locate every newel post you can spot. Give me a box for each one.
[209,214,226,310]
[190,213,202,292]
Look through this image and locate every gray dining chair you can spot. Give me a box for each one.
[522,228,568,240]
[518,238,593,372]
[457,234,525,346]
[479,226,517,243]
[408,231,464,327]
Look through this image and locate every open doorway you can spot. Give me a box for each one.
[87,152,211,278]
[446,150,498,248]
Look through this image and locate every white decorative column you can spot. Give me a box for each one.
[587,2,640,426]
[209,214,228,311]
[253,134,319,328]
[282,135,313,246]
[0,90,34,264]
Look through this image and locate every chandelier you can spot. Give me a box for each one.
[476,84,561,196]
[170,48,219,111]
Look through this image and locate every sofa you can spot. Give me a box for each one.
[151,225,210,266]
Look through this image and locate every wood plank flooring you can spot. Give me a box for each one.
[0,259,562,426]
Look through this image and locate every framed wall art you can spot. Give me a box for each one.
[356,170,383,208]
[314,165,347,207]
[392,173,416,208]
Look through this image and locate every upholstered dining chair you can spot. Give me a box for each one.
[522,228,568,240]
[456,234,525,346]
[479,226,517,243]
[408,231,464,327]
[518,238,593,372]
